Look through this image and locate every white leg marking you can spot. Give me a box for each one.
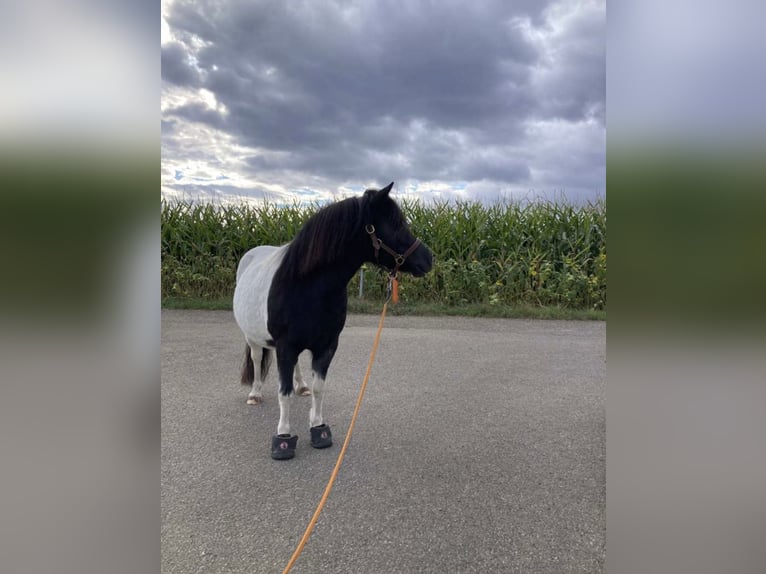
[309,373,326,428]
[294,361,310,396]
[277,392,294,436]
[247,346,265,405]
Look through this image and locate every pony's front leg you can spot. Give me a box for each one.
[294,361,310,397]
[308,343,337,449]
[272,344,300,460]
[308,371,325,428]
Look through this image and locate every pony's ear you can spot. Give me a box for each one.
[376,182,394,199]
[364,182,394,206]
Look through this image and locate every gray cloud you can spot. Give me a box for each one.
[160,41,201,87]
[162,0,605,202]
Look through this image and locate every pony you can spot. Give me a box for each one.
[233,182,433,459]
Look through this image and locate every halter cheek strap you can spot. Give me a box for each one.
[364,224,421,275]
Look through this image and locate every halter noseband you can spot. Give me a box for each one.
[365,224,421,275]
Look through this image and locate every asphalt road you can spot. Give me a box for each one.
[162,309,605,573]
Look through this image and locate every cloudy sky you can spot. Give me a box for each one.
[161,0,605,204]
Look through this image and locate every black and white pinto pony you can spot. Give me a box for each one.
[233,183,433,459]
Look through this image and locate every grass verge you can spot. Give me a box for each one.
[162,296,605,321]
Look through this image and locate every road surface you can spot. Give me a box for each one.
[162,309,605,573]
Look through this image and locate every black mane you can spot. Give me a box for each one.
[278,196,367,279]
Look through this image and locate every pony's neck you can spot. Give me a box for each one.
[316,229,368,288]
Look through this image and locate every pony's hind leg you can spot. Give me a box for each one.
[243,344,271,405]
[241,344,254,388]
[294,361,310,397]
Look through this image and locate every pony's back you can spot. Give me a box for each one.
[236,245,282,283]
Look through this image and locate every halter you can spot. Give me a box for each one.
[364,224,422,276]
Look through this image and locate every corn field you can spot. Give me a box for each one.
[161,199,606,310]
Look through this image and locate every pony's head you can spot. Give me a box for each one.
[363,182,433,277]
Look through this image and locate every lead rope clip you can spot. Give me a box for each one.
[387,273,400,304]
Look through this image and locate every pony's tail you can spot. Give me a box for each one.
[241,344,273,385]
[241,344,254,386]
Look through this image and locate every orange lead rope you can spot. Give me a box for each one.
[391,276,399,304]
[282,299,390,574]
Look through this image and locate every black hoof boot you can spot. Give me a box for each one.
[310,424,333,449]
[271,434,298,460]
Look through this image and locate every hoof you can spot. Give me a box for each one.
[296,386,311,397]
[310,424,333,449]
[271,434,298,460]
[246,396,262,405]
